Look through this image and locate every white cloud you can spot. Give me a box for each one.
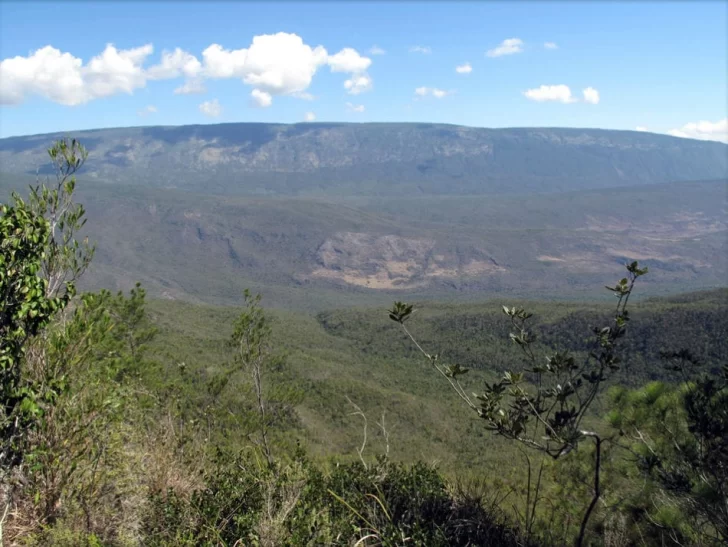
[304,111,316,121]
[486,38,523,58]
[414,86,453,99]
[346,102,365,113]
[409,45,432,54]
[0,46,85,105]
[250,88,272,108]
[667,118,727,143]
[137,104,157,117]
[174,79,207,95]
[199,98,221,117]
[369,45,386,55]
[455,62,472,74]
[1,34,376,108]
[635,126,649,132]
[202,34,373,103]
[328,48,371,73]
[544,42,558,50]
[328,48,372,94]
[344,73,372,95]
[201,43,249,79]
[201,33,329,105]
[83,44,154,100]
[0,43,153,106]
[523,84,576,103]
[147,47,201,80]
[582,87,600,104]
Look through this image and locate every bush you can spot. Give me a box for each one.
[143,451,526,546]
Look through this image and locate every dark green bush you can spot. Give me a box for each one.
[143,452,527,546]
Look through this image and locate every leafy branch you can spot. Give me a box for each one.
[388,261,648,545]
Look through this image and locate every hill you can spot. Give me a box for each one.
[147,288,728,467]
[1,123,726,197]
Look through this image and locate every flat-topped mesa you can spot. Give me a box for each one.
[1,124,726,197]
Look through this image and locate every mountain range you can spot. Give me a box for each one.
[1,123,726,196]
[1,123,726,310]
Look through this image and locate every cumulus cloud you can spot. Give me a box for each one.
[202,33,328,100]
[635,126,649,132]
[1,33,375,107]
[409,45,432,54]
[455,62,472,74]
[199,98,221,117]
[414,86,453,99]
[369,45,386,55]
[147,47,201,80]
[328,48,372,73]
[523,84,576,103]
[137,104,157,117]
[344,73,372,95]
[544,42,558,50]
[523,85,600,105]
[0,43,153,106]
[200,44,247,79]
[582,87,600,104]
[486,38,523,58]
[174,79,207,95]
[83,44,154,100]
[0,46,85,105]
[304,111,316,121]
[328,48,372,94]
[202,34,372,102]
[667,118,727,143]
[250,89,273,108]
[346,102,365,113]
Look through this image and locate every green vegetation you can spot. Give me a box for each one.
[1,137,726,545]
[388,262,651,546]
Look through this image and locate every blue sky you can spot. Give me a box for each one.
[0,1,726,140]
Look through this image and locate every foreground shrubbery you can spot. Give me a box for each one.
[143,453,525,547]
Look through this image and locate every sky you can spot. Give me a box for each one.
[0,1,726,141]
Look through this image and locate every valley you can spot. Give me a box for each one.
[1,122,726,545]
[1,123,726,310]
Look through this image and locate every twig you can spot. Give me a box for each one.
[346,396,368,469]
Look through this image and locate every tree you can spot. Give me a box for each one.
[0,199,67,472]
[388,261,648,546]
[29,138,93,299]
[1,138,91,475]
[22,288,153,536]
[230,290,280,468]
[608,352,728,543]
